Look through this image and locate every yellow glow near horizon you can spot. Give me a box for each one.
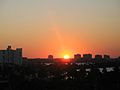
[0,0,120,58]
[64,55,70,59]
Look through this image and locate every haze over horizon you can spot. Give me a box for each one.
[0,0,120,58]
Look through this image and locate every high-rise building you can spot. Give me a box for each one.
[0,46,22,64]
[83,54,92,60]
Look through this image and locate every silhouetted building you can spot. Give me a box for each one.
[74,54,81,60]
[104,55,110,60]
[48,55,53,60]
[0,46,22,64]
[83,54,92,60]
[119,56,120,59]
[95,55,102,60]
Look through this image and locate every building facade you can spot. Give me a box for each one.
[104,55,110,60]
[95,55,102,60]
[74,54,81,61]
[0,46,22,64]
[48,55,54,60]
[83,54,92,60]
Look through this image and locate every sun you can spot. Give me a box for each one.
[64,54,70,59]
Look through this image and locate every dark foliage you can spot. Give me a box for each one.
[0,63,120,90]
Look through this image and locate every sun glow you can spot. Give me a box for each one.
[64,55,70,59]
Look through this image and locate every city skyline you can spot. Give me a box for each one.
[0,0,120,58]
[0,46,119,65]
[0,46,119,59]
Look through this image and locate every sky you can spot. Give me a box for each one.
[0,0,120,58]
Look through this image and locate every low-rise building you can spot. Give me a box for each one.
[104,55,110,60]
[83,54,92,60]
[95,55,102,60]
[74,54,81,61]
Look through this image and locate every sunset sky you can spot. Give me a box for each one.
[0,0,120,58]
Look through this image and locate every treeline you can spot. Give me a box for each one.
[0,63,120,90]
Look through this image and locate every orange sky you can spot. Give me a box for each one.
[0,0,120,58]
